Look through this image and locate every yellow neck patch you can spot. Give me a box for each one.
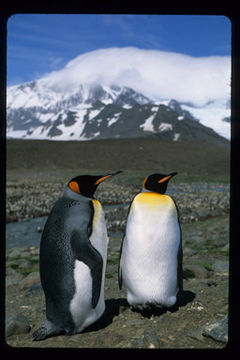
[92,199,101,208]
[135,192,172,207]
[92,199,102,225]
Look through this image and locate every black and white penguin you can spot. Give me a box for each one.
[33,171,122,341]
[118,172,182,310]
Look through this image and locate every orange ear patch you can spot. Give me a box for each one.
[69,181,80,194]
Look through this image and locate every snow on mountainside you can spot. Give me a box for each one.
[7,47,230,142]
[7,83,153,140]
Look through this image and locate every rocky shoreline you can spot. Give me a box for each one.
[5,213,229,348]
[5,181,229,348]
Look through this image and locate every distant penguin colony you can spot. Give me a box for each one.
[33,170,182,341]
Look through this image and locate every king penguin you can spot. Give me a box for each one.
[118,172,182,311]
[33,171,122,341]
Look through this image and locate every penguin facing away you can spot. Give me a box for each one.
[118,172,182,311]
[33,171,122,341]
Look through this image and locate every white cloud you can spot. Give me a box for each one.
[36,47,230,107]
[49,56,64,70]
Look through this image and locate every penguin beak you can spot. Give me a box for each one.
[94,171,123,185]
[158,172,177,184]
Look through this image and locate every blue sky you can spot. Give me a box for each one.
[7,14,231,86]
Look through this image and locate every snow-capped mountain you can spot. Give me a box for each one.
[7,47,230,142]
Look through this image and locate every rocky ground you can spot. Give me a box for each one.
[5,181,229,348]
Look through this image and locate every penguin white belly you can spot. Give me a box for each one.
[70,200,108,332]
[122,193,180,308]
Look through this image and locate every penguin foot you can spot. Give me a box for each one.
[32,320,64,341]
[32,326,49,341]
[131,302,163,311]
[130,304,146,311]
[130,303,167,318]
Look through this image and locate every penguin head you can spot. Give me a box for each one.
[67,171,122,198]
[143,172,177,194]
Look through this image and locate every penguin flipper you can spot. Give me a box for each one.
[71,230,103,308]
[118,263,122,290]
[118,235,125,290]
[172,198,183,292]
[177,235,183,292]
[91,259,103,308]
[118,198,135,290]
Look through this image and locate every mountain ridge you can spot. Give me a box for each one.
[7,50,230,143]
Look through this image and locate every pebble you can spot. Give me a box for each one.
[206,280,217,287]
[212,261,229,275]
[18,260,32,270]
[187,327,205,342]
[126,319,145,326]
[5,313,31,337]
[27,282,43,295]
[6,270,24,287]
[19,271,40,290]
[188,316,228,344]
[6,248,23,259]
[144,330,161,349]
[135,336,145,348]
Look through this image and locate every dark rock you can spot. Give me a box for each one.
[183,268,195,279]
[202,317,228,343]
[207,280,217,287]
[19,271,40,290]
[126,319,145,326]
[27,282,43,295]
[6,270,24,287]
[143,329,166,348]
[135,336,145,348]
[6,248,23,259]
[6,313,31,337]
[187,327,205,342]
[212,260,229,275]
[196,209,210,219]
[18,260,32,269]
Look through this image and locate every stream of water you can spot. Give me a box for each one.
[6,183,229,251]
